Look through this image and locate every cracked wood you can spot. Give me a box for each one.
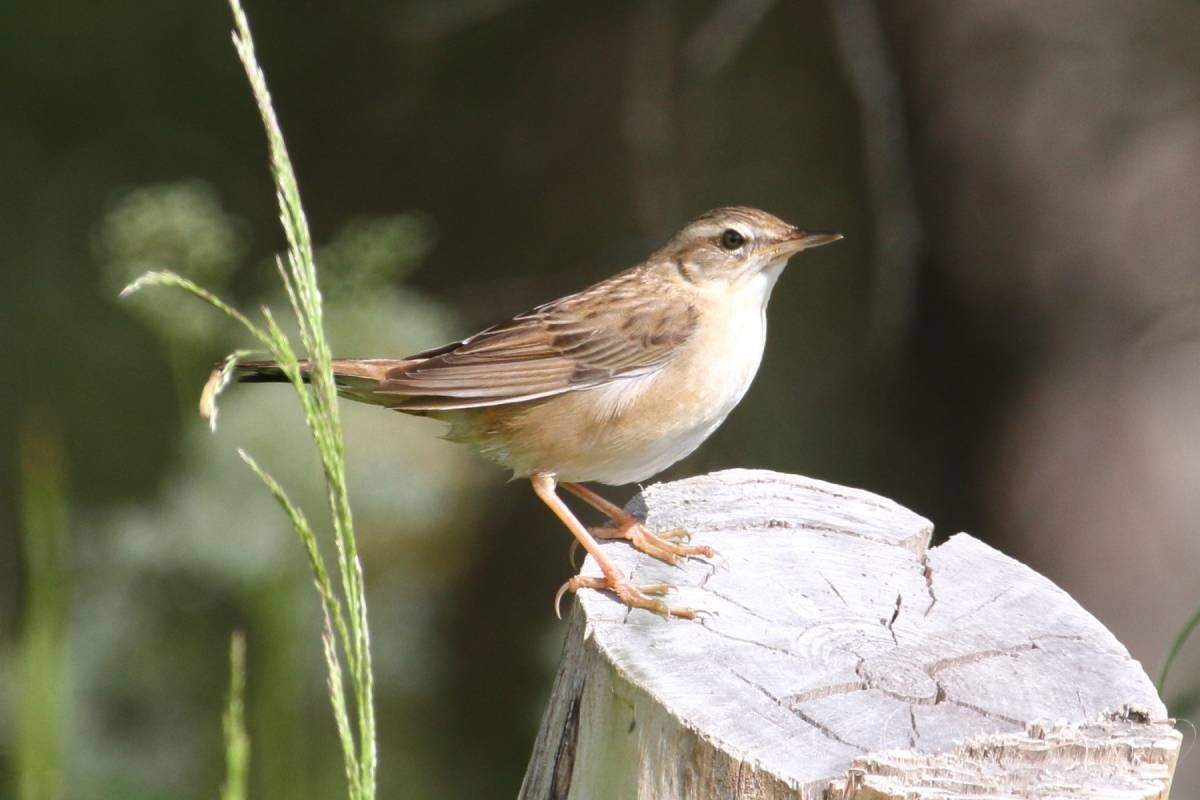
[519,469,1179,799]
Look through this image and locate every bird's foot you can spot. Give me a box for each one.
[590,522,713,566]
[554,575,694,620]
[651,527,692,542]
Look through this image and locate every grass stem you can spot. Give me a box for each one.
[122,2,378,796]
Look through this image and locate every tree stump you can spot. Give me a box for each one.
[520,470,1180,799]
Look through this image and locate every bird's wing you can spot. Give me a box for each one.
[375,273,699,411]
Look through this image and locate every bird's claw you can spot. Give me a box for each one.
[553,575,694,620]
[589,523,714,567]
[657,527,692,543]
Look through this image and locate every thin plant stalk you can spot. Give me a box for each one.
[15,414,69,800]
[1157,603,1200,696]
[221,632,250,800]
[121,1,377,796]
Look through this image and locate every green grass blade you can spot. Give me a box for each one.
[1157,603,1200,696]
[15,416,69,800]
[226,3,376,792]
[121,271,264,341]
[221,632,251,800]
[123,4,380,796]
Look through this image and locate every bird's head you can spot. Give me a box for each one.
[661,206,841,287]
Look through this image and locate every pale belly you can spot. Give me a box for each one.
[524,362,755,485]
[448,270,777,485]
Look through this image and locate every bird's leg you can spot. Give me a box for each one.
[560,482,714,565]
[531,473,693,620]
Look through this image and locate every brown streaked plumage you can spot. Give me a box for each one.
[234,207,841,619]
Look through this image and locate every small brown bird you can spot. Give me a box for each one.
[237,207,840,618]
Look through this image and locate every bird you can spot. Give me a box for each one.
[234,207,841,619]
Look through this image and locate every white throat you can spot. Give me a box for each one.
[745,258,788,314]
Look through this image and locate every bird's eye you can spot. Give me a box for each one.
[719,229,746,251]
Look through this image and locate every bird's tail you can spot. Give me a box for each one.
[233,358,417,403]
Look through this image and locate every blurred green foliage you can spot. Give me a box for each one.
[70,200,487,799]
[97,181,246,348]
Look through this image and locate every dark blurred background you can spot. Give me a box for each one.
[4,1,1199,798]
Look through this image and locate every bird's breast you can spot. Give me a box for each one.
[664,277,771,423]
[552,279,771,484]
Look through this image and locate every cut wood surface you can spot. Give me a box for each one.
[520,469,1180,800]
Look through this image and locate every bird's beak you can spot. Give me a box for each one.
[767,229,843,261]
[783,228,843,253]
